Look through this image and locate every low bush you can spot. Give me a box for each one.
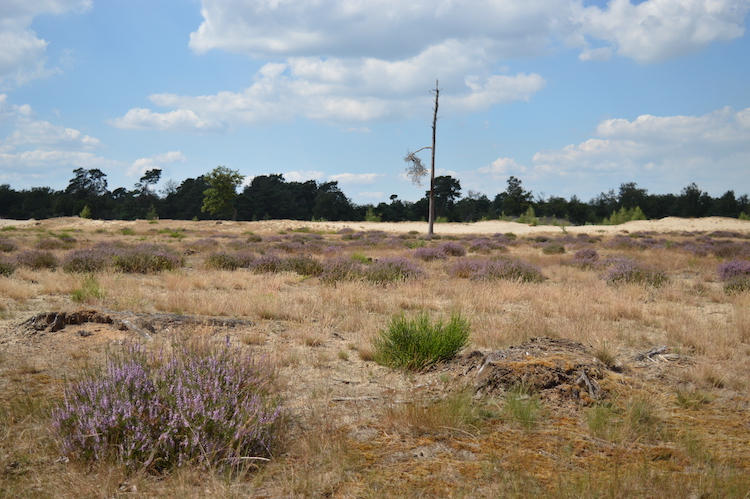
[53,339,284,473]
[246,254,283,274]
[605,258,667,287]
[113,244,182,273]
[0,238,17,253]
[364,257,424,284]
[35,237,75,250]
[374,312,470,371]
[438,241,466,257]
[71,274,106,303]
[319,257,363,284]
[412,246,447,261]
[542,243,566,255]
[0,257,16,276]
[15,249,58,270]
[450,257,544,283]
[281,255,324,276]
[570,248,600,269]
[62,247,114,273]
[717,259,750,293]
[205,251,244,270]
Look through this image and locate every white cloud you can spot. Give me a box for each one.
[0,1,91,88]
[191,0,749,64]
[128,151,186,178]
[116,0,749,132]
[109,108,225,132]
[574,0,750,64]
[283,170,325,182]
[531,106,750,190]
[478,157,527,177]
[328,172,384,185]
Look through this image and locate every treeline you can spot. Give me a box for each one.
[1,168,748,224]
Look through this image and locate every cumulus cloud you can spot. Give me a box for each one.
[478,157,527,177]
[109,108,225,132]
[283,170,325,182]
[0,0,91,88]
[127,151,186,178]
[190,0,749,64]
[328,172,384,185]
[530,106,750,190]
[574,0,750,64]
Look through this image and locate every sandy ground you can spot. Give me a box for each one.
[3,216,749,236]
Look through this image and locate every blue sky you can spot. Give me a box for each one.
[1,0,749,206]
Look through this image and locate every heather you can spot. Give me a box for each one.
[412,246,447,261]
[15,249,59,270]
[0,237,18,252]
[604,257,668,287]
[53,339,284,473]
[0,256,16,276]
[364,256,424,284]
[113,244,183,273]
[717,259,750,292]
[570,248,600,269]
[450,256,544,283]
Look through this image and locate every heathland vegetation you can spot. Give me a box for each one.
[0,217,749,497]
[1,167,748,224]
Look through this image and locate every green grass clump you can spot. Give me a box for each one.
[373,312,470,371]
[71,274,106,303]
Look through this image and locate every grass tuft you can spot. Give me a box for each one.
[373,312,470,371]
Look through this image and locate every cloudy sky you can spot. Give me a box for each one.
[1,0,749,205]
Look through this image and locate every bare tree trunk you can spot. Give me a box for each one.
[428,80,439,237]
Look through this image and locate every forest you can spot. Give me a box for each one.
[1,167,748,224]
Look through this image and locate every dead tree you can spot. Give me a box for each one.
[404,80,440,236]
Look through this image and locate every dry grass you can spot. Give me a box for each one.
[1,220,750,497]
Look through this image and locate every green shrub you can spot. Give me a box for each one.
[542,243,565,255]
[374,312,470,371]
[0,257,16,276]
[602,206,647,225]
[281,255,324,276]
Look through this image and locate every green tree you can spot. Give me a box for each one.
[201,166,245,220]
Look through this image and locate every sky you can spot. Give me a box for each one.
[1,0,749,206]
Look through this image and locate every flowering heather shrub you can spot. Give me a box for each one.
[680,243,710,257]
[0,237,17,252]
[605,258,667,287]
[542,243,566,255]
[711,242,749,259]
[0,256,16,276]
[276,240,306,253]
[447,259,484,279]
[570,248,600,269]
[281,255,324,276]
[322,245,342,255]
[470,257,544,283]
[337,227,354,234]
[15,249,58,270]
[468,238,504,254]
[246,254,283,274]
[438,241,466,257]
[113,244,182,273]
[709,231,741,238]
[246,234,263,243]
[364,257,424,284]
[341,231,364,241]
[413,246,447,261]
[717,259,750,290]
[319,257,363,284]
[63,248,114,273]
[205,252,244,270]
[53,340,284,472]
